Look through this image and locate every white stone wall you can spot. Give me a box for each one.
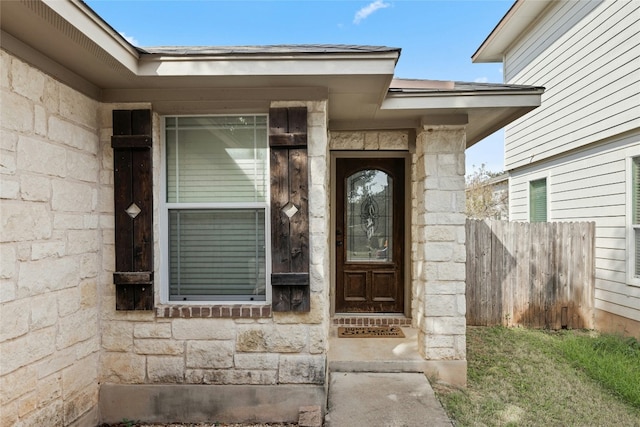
[412,125,467,361]
[0,49,101,427]
[98,100,331,387]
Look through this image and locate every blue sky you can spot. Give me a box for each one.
[86,0,514,174]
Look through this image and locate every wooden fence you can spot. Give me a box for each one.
[466,220,595,329]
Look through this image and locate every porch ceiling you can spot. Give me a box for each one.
[1,0,544,148]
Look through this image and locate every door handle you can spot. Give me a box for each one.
[336,241,343,246]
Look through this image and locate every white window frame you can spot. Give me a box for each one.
[159,115,272,304]
[627,153,640,287]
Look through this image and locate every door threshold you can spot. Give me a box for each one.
[332,315,412,327]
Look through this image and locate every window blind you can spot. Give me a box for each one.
[169,210,266,300]
[166,116,267,203]
[633,158,639,276]
[530,178,547,222]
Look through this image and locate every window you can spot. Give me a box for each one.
[632,157,640,279]
[165,116,268,302]
[529,178,547,222]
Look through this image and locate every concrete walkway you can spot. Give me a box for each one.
[325,326,453,426]
[324,372,452,427]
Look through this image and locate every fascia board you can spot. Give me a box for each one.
[43,0,140,73]
[381,92,543,110]
[472,0,553,63]
[137,55,398,77]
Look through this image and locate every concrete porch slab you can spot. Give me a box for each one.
[328,326,467,385]
[324,372,452,427]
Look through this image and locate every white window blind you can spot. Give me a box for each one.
[169,210,266,300]
[633,157,639,277]
[165,116,268,301]
[530,178,547,222]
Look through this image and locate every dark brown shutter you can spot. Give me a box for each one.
[112,109,154,310]
[270,107,310,312]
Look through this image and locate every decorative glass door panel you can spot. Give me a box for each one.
[346,170,393,263]
[336,157,404,313]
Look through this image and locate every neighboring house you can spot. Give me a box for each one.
[0,1,542,425]
[466,171,509,220]
[473,0,640,336]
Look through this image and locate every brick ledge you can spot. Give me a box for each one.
[332,316,412,327]
[156,305,271,318]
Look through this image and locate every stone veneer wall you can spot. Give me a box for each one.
[412,125,467,362]
[97,101,330,401]
[0,49,102,427]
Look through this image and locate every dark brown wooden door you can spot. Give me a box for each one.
[336,157,404,313]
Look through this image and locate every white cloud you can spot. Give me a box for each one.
[474,77,489,83]
[120,32,139,46]
[354,0,391,24]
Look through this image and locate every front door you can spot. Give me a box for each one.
[336,157,404,313]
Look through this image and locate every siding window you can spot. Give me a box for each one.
[165,116,268,302]
[633,157,640,278]
[529,178,547,222]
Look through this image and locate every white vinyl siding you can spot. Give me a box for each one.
[164,115,269,302]
[509,135,640,322]
[503,0,640,170]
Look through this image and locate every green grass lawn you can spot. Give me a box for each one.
[434,327,640,427]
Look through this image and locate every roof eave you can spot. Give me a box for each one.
[472,0,554,63]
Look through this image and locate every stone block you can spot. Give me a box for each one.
[67,230,100,254]
[273,292,324,325]
[364,132,379,150]
[101,321,133,352]
[17,400,64,427]
[236,325,307,353]
[48,116,99,154]
[172,318,235,340]
[147,356,185,383]
[1,91,33,133]
[31,241,64,260]
[0,245,16,279]
[309,325,327,354]
[75,335,100,360]
[51,180,94,213]
[30,293,58,330]
[35,373,62,409]
[33,346,75,380]
[63,383,98,426]
[56,309,97,349]
[135,338,184,356]
[437,262,466,281]
[330,132,364,150]
[79,254,99,279]
[61,353,97,398]
[66,150,98,183]
[186,340,234,369]
[0,299,29,341]
[0,327,55,376]
[0,202,52,243]
[299,405,323,427]
[134,322,171,339]
[34,104,47,136]
[0,49,10,89]
[0,366,36,405]
[424,243,453,262]
[233,353,279,370]
[101,352,146,383]
[0,149,16,174]
[278,355,325,384]
[18,257,78,296]
[59,84,98,129]
[0,177,19,199]
[185,369,277,385]
[18,392,38,418]
[17,136,66,178]
[0,400,17,427]
[56,287,81,317]
[11,57,45,103]
[379,131,409,150]
[423,316,466,336]
[425,281,465,296]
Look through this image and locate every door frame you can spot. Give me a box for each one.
[330,151,412,316]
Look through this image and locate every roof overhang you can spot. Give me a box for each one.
[472,0,554,63]
[1,0,544,148]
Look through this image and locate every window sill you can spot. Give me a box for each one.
[156,304,271,319]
